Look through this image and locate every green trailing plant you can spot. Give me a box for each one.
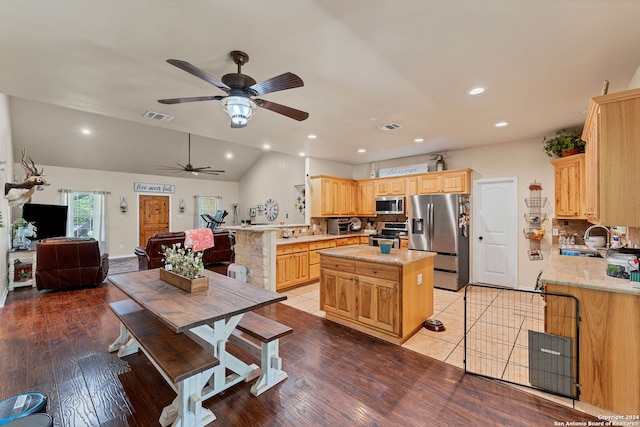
[542,128,586,158]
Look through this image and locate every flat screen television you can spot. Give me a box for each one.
[22,203,68,240]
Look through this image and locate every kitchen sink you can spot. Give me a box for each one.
[559,249,603,258]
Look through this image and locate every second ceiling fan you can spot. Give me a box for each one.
[158,50,309,128]
[158,134,224,176]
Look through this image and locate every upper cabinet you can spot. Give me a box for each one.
[551,154,586,219]
[311,169,473,217]
[418,169,472,194]
[357,180,376,216]
[582,87,640,226]
[310,176,358,217]
[375,178,406,196]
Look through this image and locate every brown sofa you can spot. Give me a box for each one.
[134,230,233,271]
[35,238,109,290]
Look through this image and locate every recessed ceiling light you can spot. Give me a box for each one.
[357,148,366,153]
[307,134,317,139]
[81,128,92,135]
[468,87,485,95]
[262,143,271,150]
[494,121,509,127]
[577,109,588,115]
[414,137,424,143]
[225,152,233,159]
[299,152,306,157]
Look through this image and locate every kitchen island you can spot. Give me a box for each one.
[540,246,640,415]
[318,245,435,344]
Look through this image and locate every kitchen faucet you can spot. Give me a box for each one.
[583,225,610,248]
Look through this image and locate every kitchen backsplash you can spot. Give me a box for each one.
[551,218,640,248]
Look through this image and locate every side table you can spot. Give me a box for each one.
[8,249,37,290]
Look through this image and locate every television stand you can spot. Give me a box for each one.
[8,249,37,290]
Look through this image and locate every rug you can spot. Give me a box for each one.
[108,256,139,275]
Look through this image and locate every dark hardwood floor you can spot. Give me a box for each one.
[0,282,598,426]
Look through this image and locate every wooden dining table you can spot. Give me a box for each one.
[107,268,288,426]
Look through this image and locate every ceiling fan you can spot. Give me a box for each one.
[158,50,309,128]
[157,134,224,176]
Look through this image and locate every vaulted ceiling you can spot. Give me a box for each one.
[2,1,639,181]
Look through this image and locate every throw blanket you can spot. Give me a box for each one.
[184,228,215,252]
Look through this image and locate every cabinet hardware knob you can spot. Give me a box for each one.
[479,236,483,240]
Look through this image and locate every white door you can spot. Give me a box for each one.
[473,177,517,287]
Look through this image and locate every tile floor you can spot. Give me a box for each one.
[281,282,617,419]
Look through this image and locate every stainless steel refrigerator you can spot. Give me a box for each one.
[408,194,470,291]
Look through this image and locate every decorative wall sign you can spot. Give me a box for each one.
[378,163,429,177]
[134,182,175,193]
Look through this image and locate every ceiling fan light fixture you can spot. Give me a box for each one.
[222,96,257,126]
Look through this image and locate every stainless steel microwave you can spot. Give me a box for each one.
[375,196,405,215]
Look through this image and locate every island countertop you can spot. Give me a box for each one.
[540,245,640,295]
[317,245,435,266]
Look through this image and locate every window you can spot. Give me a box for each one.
[195,196,221,228]
[60,190,109,253]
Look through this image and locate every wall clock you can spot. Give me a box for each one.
[265,198,279,221]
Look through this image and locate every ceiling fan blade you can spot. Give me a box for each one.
[158,95,224,104]
[166,59,231,92]
[255,99,309,121]
[249,72,304,96]
[193,168,225,173]
[198,171,221,175]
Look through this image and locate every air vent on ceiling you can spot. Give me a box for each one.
[143,111,174,122]
[378,122,402,131]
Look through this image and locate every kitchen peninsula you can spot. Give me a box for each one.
[318,246,435,344]
[540,247,640,415]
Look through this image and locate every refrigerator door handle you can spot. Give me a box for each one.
[428,203,434,249]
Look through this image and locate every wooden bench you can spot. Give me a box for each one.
[230,311,293,396]
[108,299,219,427]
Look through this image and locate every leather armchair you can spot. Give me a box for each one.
[35,238,109,290]
[134,231,185,270]
[134,230,234,270]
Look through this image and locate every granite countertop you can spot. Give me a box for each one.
[276,233,369,245]
[317,245,435,266]
[540,245,640,295]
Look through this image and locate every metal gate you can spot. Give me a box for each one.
[464,283,580,399]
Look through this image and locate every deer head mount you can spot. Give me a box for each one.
[4,148,50,207]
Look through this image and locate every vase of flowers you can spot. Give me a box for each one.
[159,244,208,292]
[430,153,447,171]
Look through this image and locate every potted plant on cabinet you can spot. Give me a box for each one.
[542,128,586,158]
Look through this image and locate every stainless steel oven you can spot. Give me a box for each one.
[368,221,408,248]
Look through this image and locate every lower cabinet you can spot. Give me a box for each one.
[320,254,433,344]
[308,239,337,281]
[275,242,309,291]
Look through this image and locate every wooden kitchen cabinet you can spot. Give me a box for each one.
[320,250,434,344]
[405,176,418,196]
[582,87,640,226]
[336,236,359,246]
[310,176,358,217]
[276,242,309,291]
[375,177,406,196]
[354,261,401,334]
[357,180,376,216]
[551,154,586,219]
[308,239,336,281]
[545,282,640,415]
[418,169,471,194]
